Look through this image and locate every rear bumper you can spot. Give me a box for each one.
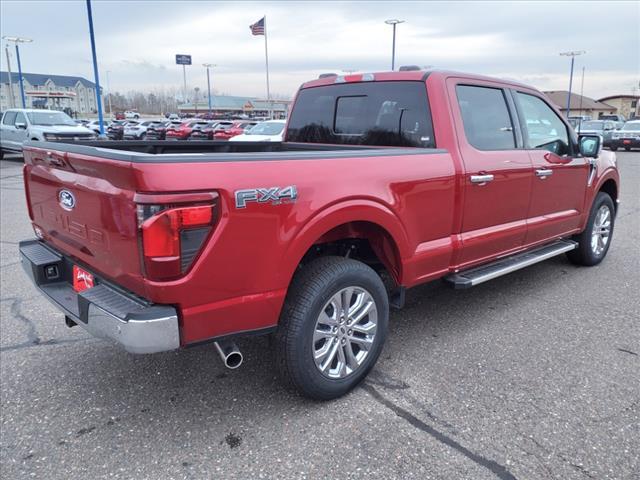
[19,239,180,354]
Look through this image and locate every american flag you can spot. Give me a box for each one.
[250,17,265,36]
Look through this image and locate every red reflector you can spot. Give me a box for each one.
[73,265,94,292]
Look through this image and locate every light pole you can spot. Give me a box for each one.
[202,63,216,115]
[3,36,33,108]
[194,87,200,115]
[85,0,105,136]
[384,19,404,71]
[106,70,113,118]
[559,50,586,118]
[4,44,16,108]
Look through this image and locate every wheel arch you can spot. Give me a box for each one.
[281,200,410,288]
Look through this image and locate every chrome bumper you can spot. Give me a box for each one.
[19,239,180,354]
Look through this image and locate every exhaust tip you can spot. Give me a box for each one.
[214,340,243,369]
[225,351,243,369]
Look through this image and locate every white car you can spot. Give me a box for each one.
[229,120,286,142]
[0,109,96,158]
[123,120,158,140]
[124,111,140,119]
[86,119,111,133]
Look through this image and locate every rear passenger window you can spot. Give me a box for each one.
[2,111,17,125]
[516,93,570,155]
[456,85,515,150]
[287,81,435,147]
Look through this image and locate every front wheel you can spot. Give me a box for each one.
[567,192,615,266]
[624,147,631,151]
[275,257,389,400]
[610,146,618,151]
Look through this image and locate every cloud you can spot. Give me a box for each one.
[1,0,638,99]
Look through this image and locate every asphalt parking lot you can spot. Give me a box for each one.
[1,151,638,480]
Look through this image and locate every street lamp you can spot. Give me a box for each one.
[384,19,404,71]
[559,50,586,118]
[2,36,33,108]
[194,87,200,114]
[202,63,216,115]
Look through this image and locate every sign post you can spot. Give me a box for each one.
[176,54,192,110]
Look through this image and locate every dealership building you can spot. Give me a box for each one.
[178,96,291,118]
[0,71,100,115]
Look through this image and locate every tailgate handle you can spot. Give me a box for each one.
[45,151,67,167]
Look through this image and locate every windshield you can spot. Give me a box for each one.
[579,121,604,131]
[247,122,285,135]
[26,111,76,126]
[622,122,640,131]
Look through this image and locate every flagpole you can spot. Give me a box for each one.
[263,15,272,119]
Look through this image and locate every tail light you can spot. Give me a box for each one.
[136,196,219,281]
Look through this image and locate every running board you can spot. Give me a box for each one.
[444,240,577,289]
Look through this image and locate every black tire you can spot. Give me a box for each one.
[275,256,389,400]
[610,146,618,151]
[624,147,631,151]
[567,192,615,266]
[0,149,4,160]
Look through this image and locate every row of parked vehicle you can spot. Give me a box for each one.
[574,118,640,151]
[103,119,286,142]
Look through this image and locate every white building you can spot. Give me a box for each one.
[0,71,101,116]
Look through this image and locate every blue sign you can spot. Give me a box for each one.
[175,54,192,65]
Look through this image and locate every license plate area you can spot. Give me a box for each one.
[73,265,95,292]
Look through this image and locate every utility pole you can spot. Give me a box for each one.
[106,70,113,118]
[4,45,15,108]
[559,50,586,118]
[203,63,216,115]
[385,19,405,71]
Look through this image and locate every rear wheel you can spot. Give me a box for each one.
[625,147,631,151]
[275,257,389,400]
[567,192,615,266]
[610,146,618,151]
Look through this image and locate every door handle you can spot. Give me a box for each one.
[535,168,553,178]
[470,174,494,185]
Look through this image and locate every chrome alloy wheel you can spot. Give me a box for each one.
[312,287,378,379]
[591,205,612,256]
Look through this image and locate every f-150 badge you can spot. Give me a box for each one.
[235,186,297,209]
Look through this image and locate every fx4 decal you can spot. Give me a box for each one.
[235,186,298,209]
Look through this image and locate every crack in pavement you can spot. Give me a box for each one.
[362,383,518,480]
[0,296,93,353]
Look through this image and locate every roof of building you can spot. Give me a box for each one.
[597,94,640,102]
[543,91,615,111]
[0,71,97,89]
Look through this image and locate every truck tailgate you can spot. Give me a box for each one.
[23,146,143,293]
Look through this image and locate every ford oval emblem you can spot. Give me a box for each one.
[59,190,76,210]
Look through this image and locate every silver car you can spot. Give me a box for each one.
[576,120,617,147]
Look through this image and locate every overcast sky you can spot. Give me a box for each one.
[1,1,638,100]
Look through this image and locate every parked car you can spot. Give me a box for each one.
[18,70,618,400]
[75,119,90,126]
[213,121,257,140]
[165,120,209,140]
[229,120,286,142]
[146,121,180,140]
[123,120,159,140]
[185,121,219,140]
[107,120,136,140]
[0,109,95,157]
[85,119,111,134]
[576,120,617,147]
[114,112,125,120]
[165,113,180,121]
[599,114,626,123]
[609,120,640,151]
[124,110,141,120]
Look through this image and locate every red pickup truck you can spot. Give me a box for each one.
[19,70,619,400]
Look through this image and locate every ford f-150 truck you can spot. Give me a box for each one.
[19,70,619,400]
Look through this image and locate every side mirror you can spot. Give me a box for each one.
[15,122,27,129]
[579,135,601,158]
